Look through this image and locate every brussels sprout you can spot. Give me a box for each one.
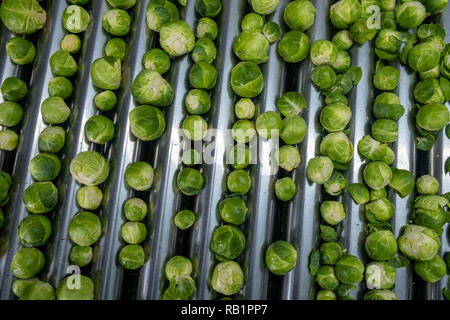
[192,38,217,64]
[330,50,351,73]
[211,225,246,260]
[143,48,170,74]
[275,177,297,202]
[235,98,256,119]
[365,262,396,290]
[219,197,247,225]
[348,183,370,204]
[319,242,343,265]
[129,105,165,141]
[230,62,264,98]
[373,65,400,91]
[11,248,45,279]
[316,265,339,291]
[69,245,93,267]
[421,0,449,14]
[189,62,217,89]
[280,116,307,145]
[0,170,11,205]
[241,12,264,33]
[60,34,81,55]
[371,119,398,144]
[182,115,207,141]
[365,230,398,261]
[416,175,439,195]
[177,168,203,196]
[18,214,51,247]
[274,145,301,172]
[174,210,196,230]
[233,31,269,65]
[69,211,101,246]
[146,0,179,32]
[320,201,346,226]
[349,17,377,44]
[365,198,394,223]
[320,132,353,165]
[0,129,19,151]
[196,17,218,40]
[266,241,297,275]
[184,89,210,115]
[23,182,58,214]
[121,222,147,244]
[160,20,195,57]
[41,97,70,125]
[0,101,23,127]
[307,156,334,184]
[363,162,392,191]
[48,77,73,100]
[398,224,440,261]
[5,37,36,65]
[0,0,46,34]
[375,29,402,60]
[363,289,396,300]
[70,151,109,186]
[255,111,282,140]
[163,276,196,300]
[13,279,55,300]
[195,0,222,17]
[228,144,251,170]
[102,9,130,36]
[94,90,117,111]
[276,92,306,117]
[1,77,28,101]
[329,0,362,29]
[357,135,387,162]
[29,153,61,182]
[76,186,103,211]
[131,69,174,106]
[395,1,427,30]
[262,22,281,44]
[316,290,337,300]
[107,0,136,9]
[38,126,65,154]
[181,148,202,167]
[49,50,78,78]
[416,103,449,132]
[84,115,115,145]
[414,194,447,211]
[124,161,154,192]
[62,5,90,33]
[335,254,365,284]
[165,256,192,281]
[277,31,310,63]
[105,38,126,61]
[311,66,337,90]
[227,169,251,195]
[249,0,280,15]
[283,0,316,31]
[91,56,121,90]
[408,43,440,72]
[310,40,338,66]
[373,92,405,121]
[231,120,255,143]
[414,79,445,104]
[413,255,447,283]
[123,198,147,222]
[413,201,447,236]
[320,103,352,132]
[418,23,446,41]
[211,261,244,295]
[324,171,346,196]
[332,30,353,51]
[56,275,94,300]
[118,244,145,270]
[389,169,415,198]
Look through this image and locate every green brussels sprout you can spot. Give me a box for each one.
[1,0,46,34]
[184,89,211,115]
[255,111,282,140]
[320,201,346,226]
[211,261,244,295]
[316,265,339,291]
[274,145,301,172]
[49,50,78,77]
[38,126,65,153]
[416,175,439,195]
[105,38,126,60]
[1,77,28,101]
[69,245,93,267]
[102,9,131,36]
[0,129,19,151]
[11,248,45,279]
[330,50,351,73]
[195,0,222,18]
[69,211,101,246]
[62,5,90,33]
[129,105,165,141]
[329,0,362,29]
[227,169,251,195]
[233,31,269,65]
[48,77,73,100]
[76,186,103,211]
[310,40,338,66]
[228,144,251,170]
[365,198,394,223]
[324,171,346,196]
[374,65,400,91]
[249,0,280,15]
[311,66,337,90]
[398,224,440,261]
[163,276,196,300]
[421,0,449,14]
[131,69,174,106]
[335,254,365,284]
[174,210,196,230]
[121,222,147,244]
[364,289,396,300]
[349,17,377,44]
[230,62,264,98]
[0,208,3,228]
[375,29,402,58]
[283,0,316,31]
[107,0,136,9]
[219,197,247,225]
[29,153,61,182]
[181,148,202,166]
[91,56,121,90]
[419,65,441,80]
[262,22,281,44]
[189,62,217,89]
[70,151,109,186]
[0,101,23,127]
[414,79,445,104]
[231,120,256,144]
[125,161,154,191]
[192,38,217,64]
[277,31,310,63]
[23,182,58,214]
[143,48,170,74]
[94,90,117,111]
[5,37,36,65]
[0,170,11,204]
[413,198,447,236]
[275,177,297,201]
[56,275,94,300]
[280,115,307,145]
[373,92,405,121]
[365,262,396,290]
[416,103,449,133]
[395,1,427,30]
[371,119,398,144]
[332,30,353,51]
[160,20,195,57]
[118,244,145,270]
[123,198,147,222]
[414,194,448,211]
[408,43,440,72]
[316,290,337,300]
[146,0,179,32]
[13,279,55,300]
[363,162,392,191]
[320,103,352,132]
[18,214,52,247]
[319,242,343,265]
[348,183,370,204]
[235,98,256,119]
[265,240,297,275]
[84,115,115,145]
[365,230,398,261]
[211,225,246,260]
[320,132,353,165]
[417,23,446,41]
[60,34,81,55]
[357,135,387,162]
[276,92,306,117]
[183,115,207,141]
[196,17,218,40]
[389,169,415,198]
[241,13,264,32]
[41,97,70,125]
[307,156,334,184]
[414,255,447,283]
[177,168,203,196]
[165,256,192,281]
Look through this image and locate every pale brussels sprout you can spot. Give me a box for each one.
[129,105,165,141]
[160,20,195,57]
[233,31,270,64]
[123,198,148,222]
[366,198,394,222]
[94,90,117,112]
[365,262,396,290]
[143,48,171,74]
[320,201,346,226]
[408,43,441,72]
[357,135,387,162]
[38,126,66,153]
[165,256,193,281]
[363,161,392,190]
[0,129,19,151]
[121,222,147,244]
[0,0,47,35]
[262,22,281,44]
[307,156,334,184]
[255,111,282,139]
[230,62,264,98]
[102,9,131,36]
[398,224,440,261]
[195,0,222,18]
[310,40,338,66]
[56,275,94,300]
[232,120,256,144]
[62,5,90,34]
[324,171,347,196]
[41,97,70,125]
[319,132,353,165]
[316,290,337,300]
[283,0,316,31]
[395,1,427,30]
[276,92,306,117]
[76,186,103,211]
[278,31,310,63]
[235,98,256,119]
[131,70,174,106]
[274,145,301,172]
[380,0,396,11]
[329,0,362,29]
[196,17,218,40]
[118,244,145,270]
[6,37,36,65]
[91,56,122,90]
[249,0,280,15]
[320,103,352,132]
[416,103,449,133]
[182,115,208,141]
[125,161,154,191]
[70,151,110,186]
[191,38,217,64]
[241,13,264,32]
[69,211,101,246]
[332,30,353,51]
[185,89,211,115]
[363,290,397,300]
[211,261,244,295]
[416,175,439,195]
[373,65,400,91]
[330,50,351,73]
[61,34,81,54]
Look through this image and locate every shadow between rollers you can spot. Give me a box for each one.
[136,1,197,300]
